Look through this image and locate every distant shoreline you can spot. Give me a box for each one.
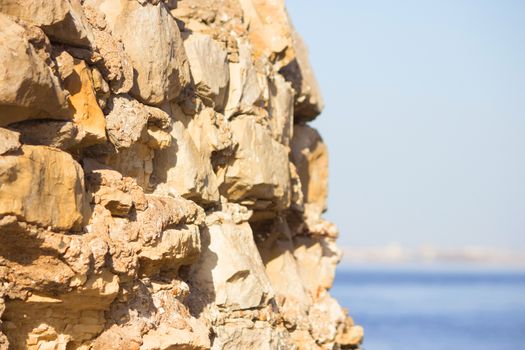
[339,244,525,269]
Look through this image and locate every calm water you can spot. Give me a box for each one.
[331,265,525,350]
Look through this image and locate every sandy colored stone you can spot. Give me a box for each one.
[0,128,20,155]
[0,14,70,126]
[153,118,219,204]
[280,30,324,122]
[63,58,107,147]
[0,145,88,231]
[96,0,190,105]
[184,32,230,111]
[189,203,274,310]
[224,40,264,117]
[220,117,291,214]
[0,0,95,47]
[268,73,294,146]
[291,124,329,216]
[238,0,295,68]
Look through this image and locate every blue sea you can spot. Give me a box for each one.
[331,265,525,350]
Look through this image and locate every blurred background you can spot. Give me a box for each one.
[286,1,525,349]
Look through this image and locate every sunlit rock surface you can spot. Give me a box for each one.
[0,1,362,349]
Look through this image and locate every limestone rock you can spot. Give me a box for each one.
[0,128,20,155]
[189,203,274,310]
[153,118,220,205]
[104,95,149,149]
[0,145,88,231]
[280,30,324,122]
[293,235,341,298]
[96,0,190,105]
[291,124,329,216]
[0,0,95,47]
[220,117,291,214]
[183,33,230,111]
[239,0,295,68]
[224,40,264,117]
[0,14,70,126]
[268,73,294,146]
[63,58,107,146]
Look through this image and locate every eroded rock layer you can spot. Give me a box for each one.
[0,1,363,349]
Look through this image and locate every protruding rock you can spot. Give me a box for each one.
[239,0,295,68]
[0,14,70,126]
[96,0,190,105]
[291,124,329,216]
[0,128,20,155]
[0,145,88,231]
[0,0,95,47]
[153,117,220,205]
[280,30,324,122]
[268,73,294,146]
[183,33,230,111]
[220,117,291,215]
[62,58,107,146]
[189,203,273,310]
[224,40,264,118]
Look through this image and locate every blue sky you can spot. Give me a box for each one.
[286,0,525,248]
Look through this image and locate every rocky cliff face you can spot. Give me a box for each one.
[0,1,363,349]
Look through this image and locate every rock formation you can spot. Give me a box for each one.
[0,1,363,349]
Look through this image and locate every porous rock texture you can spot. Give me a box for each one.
[0,1,363,349]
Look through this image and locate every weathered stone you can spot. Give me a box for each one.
[239,0,295,68]
[268,73,294,146]
[293,235,341,298]
[0,0,95,47]
[220,117,291,214]
[212,322,294,350]
[224,40,264,118]
[183,33,230,110]
[0,14,70,126]
[291,124,329,216]
[0,145,88,231]
[63,58,107,147]
[280,30,324,122]
[189,203,273,310]
[0,128,20,155]
[96,0,190,105]
[153,117,219,205]
[9,120,84,151]
[104,95,149,149]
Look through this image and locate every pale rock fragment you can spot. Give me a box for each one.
[0,145,89,231]
[220,117,291,214]
[0,128,20,155]
[224,40,264,118]
[268,73,294,146]
[104,95,149,149]
[0,14,70,126]
[183,32,230,110]
[95,0,190,104]
[153,115,220,204]
[189,203,274,310]
[0,0,95,47]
